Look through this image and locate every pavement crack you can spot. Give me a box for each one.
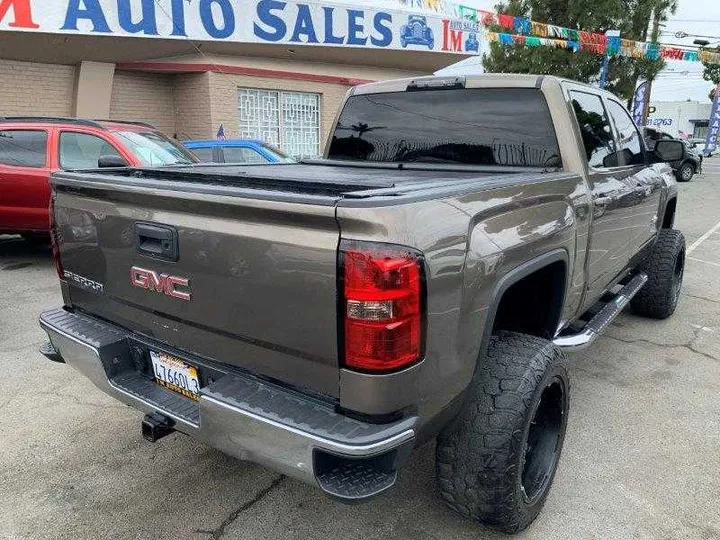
[200,474,286,539]
[603,335,676,348]
[682,292,720,305]
[603,335,720,363]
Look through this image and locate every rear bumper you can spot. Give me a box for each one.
[39,307,416,500]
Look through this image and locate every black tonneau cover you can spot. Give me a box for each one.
[79,161,546,197]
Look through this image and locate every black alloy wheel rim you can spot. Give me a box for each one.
[521,377,567,504]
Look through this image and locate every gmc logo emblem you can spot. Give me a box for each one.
[130,266,191,301]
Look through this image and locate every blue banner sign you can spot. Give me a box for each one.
[0,0,482,55]
[705,83,720,156]
[632,81,649,128]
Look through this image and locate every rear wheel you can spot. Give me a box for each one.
[676,162,694,182]
[631,229,685,319]
[436,332,569,533]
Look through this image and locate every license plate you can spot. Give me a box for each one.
[149,350,200,401]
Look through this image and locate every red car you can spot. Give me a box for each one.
[0,117,197,241]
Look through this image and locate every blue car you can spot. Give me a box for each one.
[183,139,295,164]
[400,15,434,50]
[465,33,479,52]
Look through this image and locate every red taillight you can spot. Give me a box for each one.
[49,194,64,280]
[342,242,424,372]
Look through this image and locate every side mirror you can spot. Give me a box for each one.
[653,140,684,162]
[98,155,128,168]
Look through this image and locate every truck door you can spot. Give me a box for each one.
[568,90,637,304]
[604,98,663,254]
[0,128,51,233]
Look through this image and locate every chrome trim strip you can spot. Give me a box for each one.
[201,394,415,456]
[554,273,648,351]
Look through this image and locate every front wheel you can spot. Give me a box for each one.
[436,332,570,533]
[631,229,685,319]
[676,162,694,182]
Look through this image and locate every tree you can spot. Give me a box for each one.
[483,0,677,102]
[702,50,720,101]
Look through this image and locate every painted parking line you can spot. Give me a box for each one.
[688,256,720,268]
[687,219,720,254]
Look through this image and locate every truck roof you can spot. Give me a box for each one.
[351,73,617,100]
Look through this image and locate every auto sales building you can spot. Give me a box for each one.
[0,0,477,157]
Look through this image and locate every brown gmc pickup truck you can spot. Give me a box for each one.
[40,75,686,532]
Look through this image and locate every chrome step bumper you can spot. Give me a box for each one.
[553,273,648,351]
[39,308,416,500]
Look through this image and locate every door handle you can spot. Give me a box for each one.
[135,223,178,261]
[594,196,612,206]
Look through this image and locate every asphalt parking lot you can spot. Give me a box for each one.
[2,161,720,540]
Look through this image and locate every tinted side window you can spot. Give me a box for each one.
[606,100,645,165]
[569,91,615,168]
[0,130,47,167]
[222,147,267,164]
[190,147,215,162]
[59,132,124,170]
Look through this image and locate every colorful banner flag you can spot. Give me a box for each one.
[705,83,720,156]
[631,81,649,128]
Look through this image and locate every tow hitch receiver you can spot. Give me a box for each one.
[142,413,175,442]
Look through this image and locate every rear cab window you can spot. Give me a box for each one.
[0,130,48,167]
[328,88,561,168]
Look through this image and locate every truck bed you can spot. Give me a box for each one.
[57,161,551,201]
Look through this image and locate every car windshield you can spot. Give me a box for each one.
[112,131,197,166]
[261,143,296,163]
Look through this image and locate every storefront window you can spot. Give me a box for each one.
[238,88,320,159]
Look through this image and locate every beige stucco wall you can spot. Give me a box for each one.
[0,58,76,116]
[0,53,425,152]
[74,61,115,119]
[110,70,176,135]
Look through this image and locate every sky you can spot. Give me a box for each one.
[348,0,719,103]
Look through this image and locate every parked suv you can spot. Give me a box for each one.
[643,127,702,181]
[0,117,196,241]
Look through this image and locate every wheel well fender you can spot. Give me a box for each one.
[477,249,568,366]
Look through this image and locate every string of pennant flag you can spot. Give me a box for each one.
[398,0,720,63]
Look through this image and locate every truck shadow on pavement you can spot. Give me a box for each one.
[0,235,53,270]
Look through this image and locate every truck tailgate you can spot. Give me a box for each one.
[52,177,341,397]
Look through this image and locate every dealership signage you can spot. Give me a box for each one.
[0,0,481,54]
[705,83,720,156]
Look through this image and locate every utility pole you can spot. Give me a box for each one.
[643,8,662,126]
